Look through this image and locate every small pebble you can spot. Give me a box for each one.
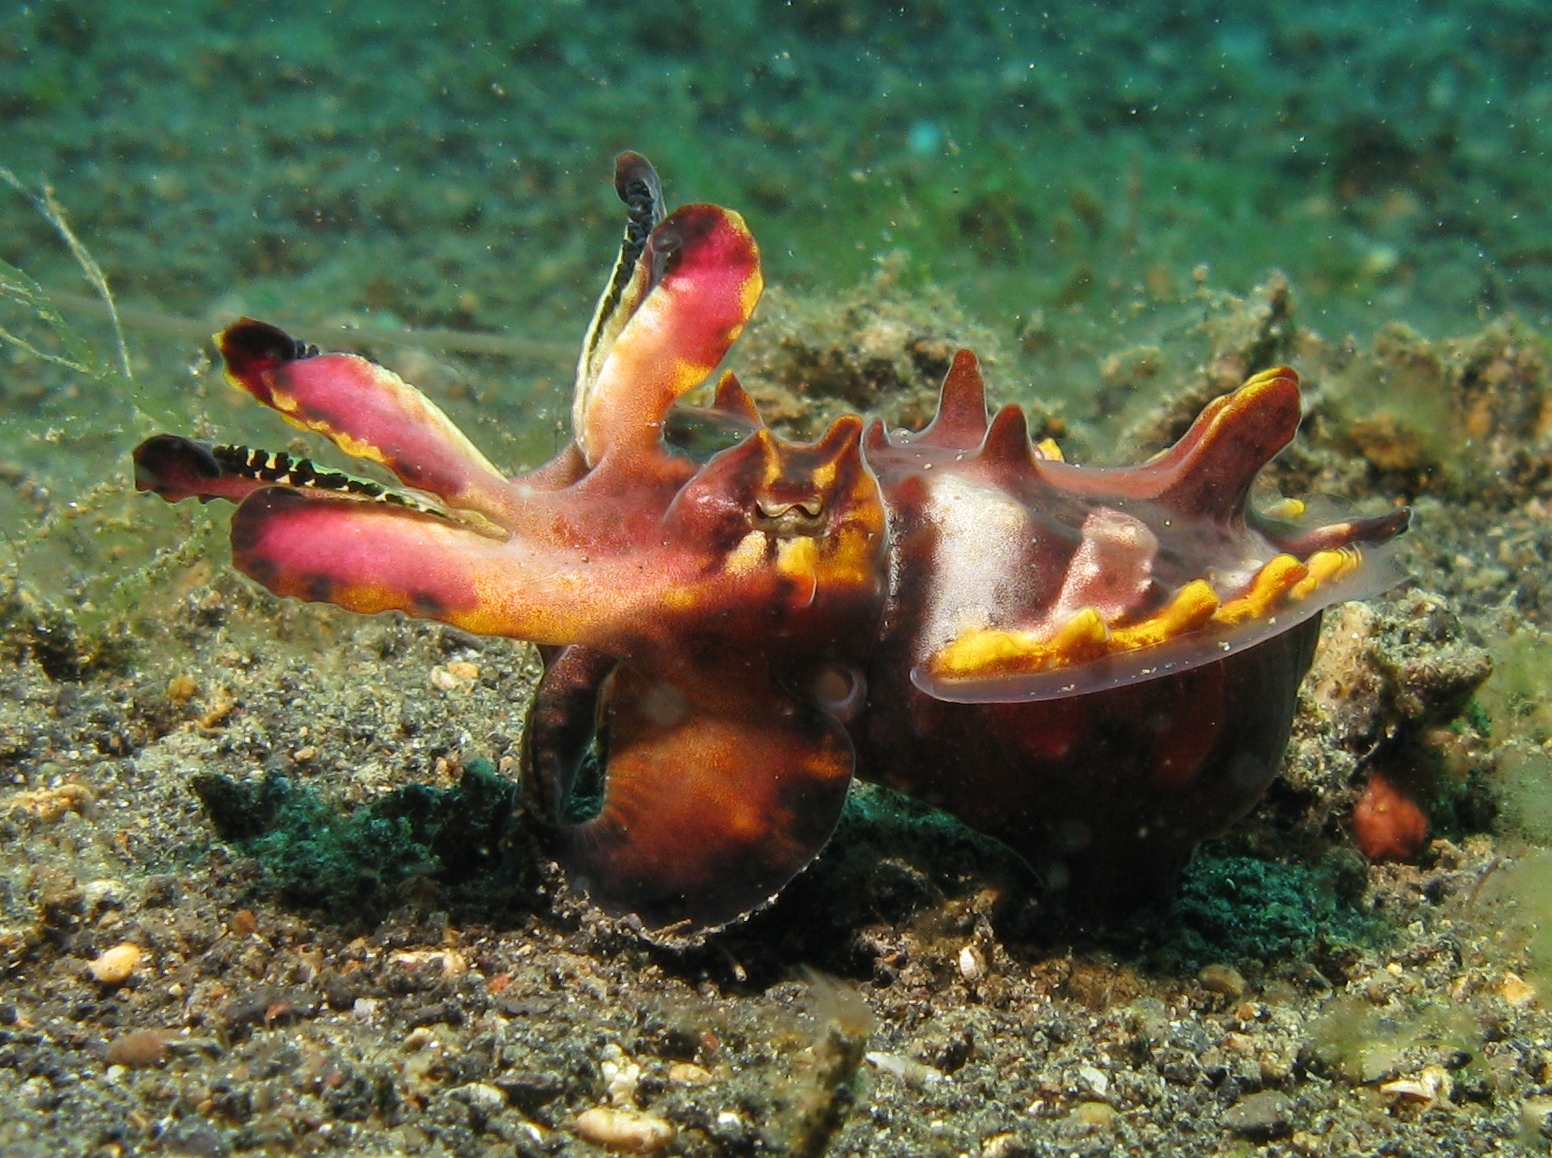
[82,879,123,913]
[573,1106,674,1153]
[431,662,480,690]
[1500,971,1537,1007]
[981,1134,1021,1158]
[1070,1101,1116,1127]
[1061,1099,1123,1130]
[667,1062,712,1085]
[1197,962,1247,998]
[865,1050,945,1087]
[456,1082,508,1112]
[106,1028,173,1068]
[1222,1089,1295,1140]
[88,942,143,985]
[1076,1063,1108,1097]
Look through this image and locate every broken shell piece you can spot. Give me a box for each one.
[600,1043,642,1105]
[1076,1063,1109,1098]
[958,944,986,982]
[88,942,143,985]
[865,1050,945,1086]
[432,660,481,690]
[573,1106,675,1153]
[1197,962,1247,998]
[1379,1064,1452,1106]
[6,783,93,822]
[390,948,467,977]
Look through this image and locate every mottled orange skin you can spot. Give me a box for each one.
[1353,770,1431,862]
[134,154,1411,939]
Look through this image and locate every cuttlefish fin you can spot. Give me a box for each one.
[554,662,854,940]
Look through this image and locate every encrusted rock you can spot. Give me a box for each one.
[1222,1089,1296,1139]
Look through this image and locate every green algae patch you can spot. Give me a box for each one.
[1479,626,1552,750]
[191,758,517,918]
[1475,626,1552,847]
[1307,993,1484,1085]
[1160,852,1388,968]
[1491,749,1552,849]
[819,781,1033,921]
[1475,848,1552,995]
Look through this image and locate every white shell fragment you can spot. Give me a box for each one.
[573,1106,675,1153]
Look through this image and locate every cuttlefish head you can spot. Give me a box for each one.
[133,153,887,938]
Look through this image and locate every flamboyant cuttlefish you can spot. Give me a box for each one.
[134,153,1409,940]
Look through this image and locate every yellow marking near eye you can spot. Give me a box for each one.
[724,530,768,575]
[776,535,820,580]
[822,524,883,588]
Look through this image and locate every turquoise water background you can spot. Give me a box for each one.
[2,13,1551,1153]
[1,0,1548,573]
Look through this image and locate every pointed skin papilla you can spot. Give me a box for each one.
[710,370,763,426]
[910,348,989,449]
[1035,366,1302,520]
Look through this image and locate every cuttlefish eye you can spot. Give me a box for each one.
[753,495,825,535]
[810,664,866,722]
